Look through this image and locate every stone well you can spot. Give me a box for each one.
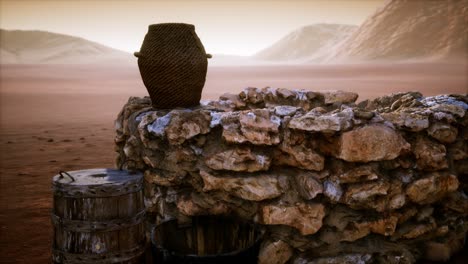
[114,87,467,263]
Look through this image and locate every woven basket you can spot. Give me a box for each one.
[134,23,211,109]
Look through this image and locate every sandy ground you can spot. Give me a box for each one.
[0,62,467,264]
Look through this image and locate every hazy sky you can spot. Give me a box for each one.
[0,0,384,56]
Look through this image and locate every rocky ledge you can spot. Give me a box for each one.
[115,88,467,263]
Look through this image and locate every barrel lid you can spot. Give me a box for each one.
[52,169,143,198]
[53,168,142,185]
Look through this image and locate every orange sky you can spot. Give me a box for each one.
[0,0,384,55]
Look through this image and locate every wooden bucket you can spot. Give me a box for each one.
[151,216,263,264]
[51,169,145,263]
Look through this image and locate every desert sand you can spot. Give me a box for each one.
[1,0,468,262]
[0,62,467,263]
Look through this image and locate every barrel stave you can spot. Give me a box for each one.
[52,169,145,263]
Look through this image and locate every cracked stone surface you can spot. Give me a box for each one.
[115,89,468,264]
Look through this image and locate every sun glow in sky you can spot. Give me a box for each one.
[0,0,383,56]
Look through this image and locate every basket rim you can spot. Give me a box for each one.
[148,23,195,31]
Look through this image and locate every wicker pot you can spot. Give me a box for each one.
[134,23,211,109]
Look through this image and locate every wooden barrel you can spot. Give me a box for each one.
[151,216,263,264]
[52,169,145,264]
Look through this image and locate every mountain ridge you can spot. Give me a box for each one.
[0,29,133,64]
[327,0,468,62]
[254,23,357,61]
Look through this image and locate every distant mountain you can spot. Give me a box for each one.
[0,29,132,64]
[254,24,357,61]
[327,0,468,62]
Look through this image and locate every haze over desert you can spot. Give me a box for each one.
[1,0,467,263]
[1,61,467,263]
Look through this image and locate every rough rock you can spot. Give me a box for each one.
[448,140,468,161]
[323,180,343,203]
[184,191,258,219]
[148,109,211,145]
[260,203,325,235]
[239,87,264,104]
[219,92,247,109]
[322,91,358,105]
[443,191,468,214]
[364,216,399,236]
[323,206,398,242]
[294,254,372,264]
[427,123,458,143]
[261,88,320,110]
[274,105,298,117]
[338,165,379,183]
[137,111,163,148]
[277,88,297,99]
[397,221,437,239]
[258,240,294,264]
[343,180,390,209]
[406,172,459,204]
[332,178,403,212]
[143,146,197,172]
[424,242,453,262]
[276,129,325,171]
[381,112,429,132]
[123,135,142,162]
[335,124,410,162]
[364,92,423,111]
[429,104,466,118]
[353,109,374,120]
[274,146,325,171]
[144,169,186,187]
[424,233,467,263]
[205,147,271,172]
[221,109,281,145]
[115,89,468,264]
[324,205,361,231]
[293,174,323,200]
[289,108,354,132]
[176,195,231,216]
[432,111,456,123]
[200,170,283,201]
[412,136,448,171]
[422,95,468,118]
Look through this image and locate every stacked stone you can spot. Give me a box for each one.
[114,87,467,264]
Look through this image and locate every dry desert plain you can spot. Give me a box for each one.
[0,62,467,263]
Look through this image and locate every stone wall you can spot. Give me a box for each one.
[114,88,467,263]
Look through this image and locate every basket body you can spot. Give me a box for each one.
[135,23,209,109]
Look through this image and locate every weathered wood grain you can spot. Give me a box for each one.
[52,169,145,263]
